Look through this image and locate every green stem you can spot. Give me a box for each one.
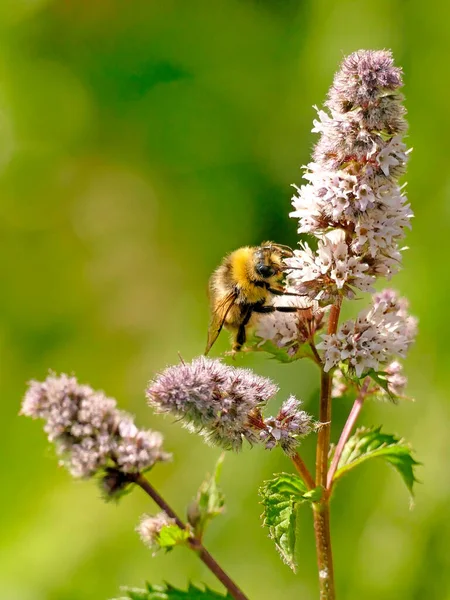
[313,299,341,599]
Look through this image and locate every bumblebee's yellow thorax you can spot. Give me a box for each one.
[230,247,266,303]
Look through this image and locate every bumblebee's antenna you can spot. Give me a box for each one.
[260,242,294,256]
[274,243,294,252]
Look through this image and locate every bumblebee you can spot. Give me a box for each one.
[205,242,303,355]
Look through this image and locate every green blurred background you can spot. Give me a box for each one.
[1,1,449,598]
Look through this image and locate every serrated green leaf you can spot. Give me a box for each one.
[114,582,231,600]
[333,426,420,496]
[259,473,320,571]
[112,587,151,600]
[121,589,151,600]
[187,454,225,538]
[157,525,190,549]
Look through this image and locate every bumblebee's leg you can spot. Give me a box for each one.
[233,326,246,352]
[252,305,308,313]
[231,306,254,353]
[254,281,308,298]
[267,287,308,298]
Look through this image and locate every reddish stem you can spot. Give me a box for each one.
[290,452,316,490]
[310,342,323,367]
[327,379,369,490]
[313,504,335,600]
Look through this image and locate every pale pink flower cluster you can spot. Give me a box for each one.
[319,289,417,377]
[147,357,312,453]
[21,373,170,478]
[147,356,279,451]
[288,50,412,301]
[286,230,374,302]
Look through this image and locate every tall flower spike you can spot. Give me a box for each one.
[288,50,412,302]
[146,356,279,451]
[21,373,170,478]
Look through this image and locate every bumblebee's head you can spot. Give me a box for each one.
[254,242,293,280]
[255,262,276,278]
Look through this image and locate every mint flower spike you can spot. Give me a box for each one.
[146,356,279,451]
[318,289,417,377]
[21,373,170,479]
[316,49,407,169]
[288,49,413,303]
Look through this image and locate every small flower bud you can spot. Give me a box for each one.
[137,512,179,555]
[331,369,350,399]
[384,360,408,397]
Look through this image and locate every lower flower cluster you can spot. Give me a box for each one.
[21,373,170,478]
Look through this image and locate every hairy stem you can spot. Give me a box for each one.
[327,378,369,490]
[290,451,316,490]
[131,473,249,600]
[313,299,341,600]
[316,368,333,488]
[316,301,341,488]
[313,504,335,600]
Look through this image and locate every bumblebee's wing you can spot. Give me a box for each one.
[205,290,238,355]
